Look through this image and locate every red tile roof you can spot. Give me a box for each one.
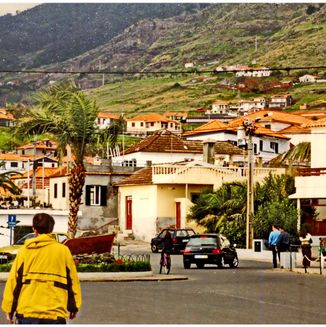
[114,167,153,186]
[124,129,246,155]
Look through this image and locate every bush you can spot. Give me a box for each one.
[0,258,151,273]
[77,260,151,272]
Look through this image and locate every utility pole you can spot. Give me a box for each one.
[243,119,255,249]
[242,112,272,249]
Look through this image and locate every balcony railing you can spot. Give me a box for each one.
[296,168,326,177]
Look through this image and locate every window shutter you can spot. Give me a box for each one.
[85,185,91,206]
[100,186,107,206]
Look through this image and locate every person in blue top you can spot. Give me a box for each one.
[268,224,281,268]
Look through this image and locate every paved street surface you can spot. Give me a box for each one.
[0,241,325,324]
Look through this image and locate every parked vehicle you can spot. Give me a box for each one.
[151,228,196,253]
[183,233,239,269]
[0,232,67,264]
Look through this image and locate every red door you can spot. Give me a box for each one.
[126,196,132,230]
[175,202,181,228]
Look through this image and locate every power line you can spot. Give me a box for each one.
[0,66,326,75]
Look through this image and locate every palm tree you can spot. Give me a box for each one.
[0,162,22,196]
[15,81,99,238]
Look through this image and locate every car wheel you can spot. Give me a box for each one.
[151,244,158,253]
[183,261,191,269]
[196,262,204,269]
[229,256,239,268]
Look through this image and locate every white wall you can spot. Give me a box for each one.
[118,185,158,242]
[311,126,326,168]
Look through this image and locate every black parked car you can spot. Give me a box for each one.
[183,233,239,269]
[151,228,196,253]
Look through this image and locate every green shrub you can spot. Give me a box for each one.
[76,260,151,272]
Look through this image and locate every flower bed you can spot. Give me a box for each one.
[0,253,152,273]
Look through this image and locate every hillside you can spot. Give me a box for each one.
[0,3,325,108]
[0,3,207,70]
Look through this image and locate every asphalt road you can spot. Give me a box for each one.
[0,249,325,324]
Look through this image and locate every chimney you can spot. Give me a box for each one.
[203,139,216,164]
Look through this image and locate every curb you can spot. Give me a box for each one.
[0,272,189,283]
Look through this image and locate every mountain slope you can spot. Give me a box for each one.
[0,3,208,69]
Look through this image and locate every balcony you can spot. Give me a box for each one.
[152,164,285,187]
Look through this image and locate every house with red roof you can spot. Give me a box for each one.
[96,112,120,129]
[111,129,247,167]
[0,109,15,127]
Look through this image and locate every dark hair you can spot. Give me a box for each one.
[33,213,55,234]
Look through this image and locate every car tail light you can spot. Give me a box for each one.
[183,248,191,253]
[212,248,221,254]
[172,238,177,243]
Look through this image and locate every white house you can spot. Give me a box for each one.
[269,94,292,109]
[115,161,285,242]
[299,74,319,83]
[289,118,326,236]
[0,109,15,127]
[125,113,181,136]
[16,139,58,157]
[235,66,271,78]
[111,129,247,167]
[183,116,291,163]
[96,112,120,129]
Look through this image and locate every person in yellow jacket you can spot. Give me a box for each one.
[1,213,82,324]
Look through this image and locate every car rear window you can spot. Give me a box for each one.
[187,237,218,247]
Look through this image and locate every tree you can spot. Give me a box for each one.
[188,174,301,247]
[0,162,22,196]
[15,81,99,238]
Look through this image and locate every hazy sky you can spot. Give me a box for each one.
[0,3,38,16]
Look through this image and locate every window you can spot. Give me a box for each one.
[62,182,66,198]
[270,142,279,154]
[140,122,144,127]
[131,122,135,127]
[85,185,107,206]
[259,140,263,151]
[54,183,58,199]
[10,162,18,168]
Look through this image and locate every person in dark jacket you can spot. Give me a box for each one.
[276,226,290,253]
[162,231,173,255]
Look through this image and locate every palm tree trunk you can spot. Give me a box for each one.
[67,162,85,239]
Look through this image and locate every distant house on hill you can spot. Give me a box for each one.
[96,112,120,129]
[125,113,181,136]
[16,139,58,157]
[163,112,187,122]
[235,65,271,78]
[0,109,15,127]
[269,94,293,109]
[299,74,319,83]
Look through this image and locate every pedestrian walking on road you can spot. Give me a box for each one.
[268,224,281,268]
[299,229,312,273]
[1,213,82,324]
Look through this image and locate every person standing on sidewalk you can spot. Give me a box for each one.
[268,224,281,268]
[276,226,290,268]
[2,213,82,324]
[299,229,313,273]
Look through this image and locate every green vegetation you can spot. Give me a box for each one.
[188,174,306,247]
[0,258,151,272]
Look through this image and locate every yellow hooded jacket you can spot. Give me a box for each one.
[1,234,82,320]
